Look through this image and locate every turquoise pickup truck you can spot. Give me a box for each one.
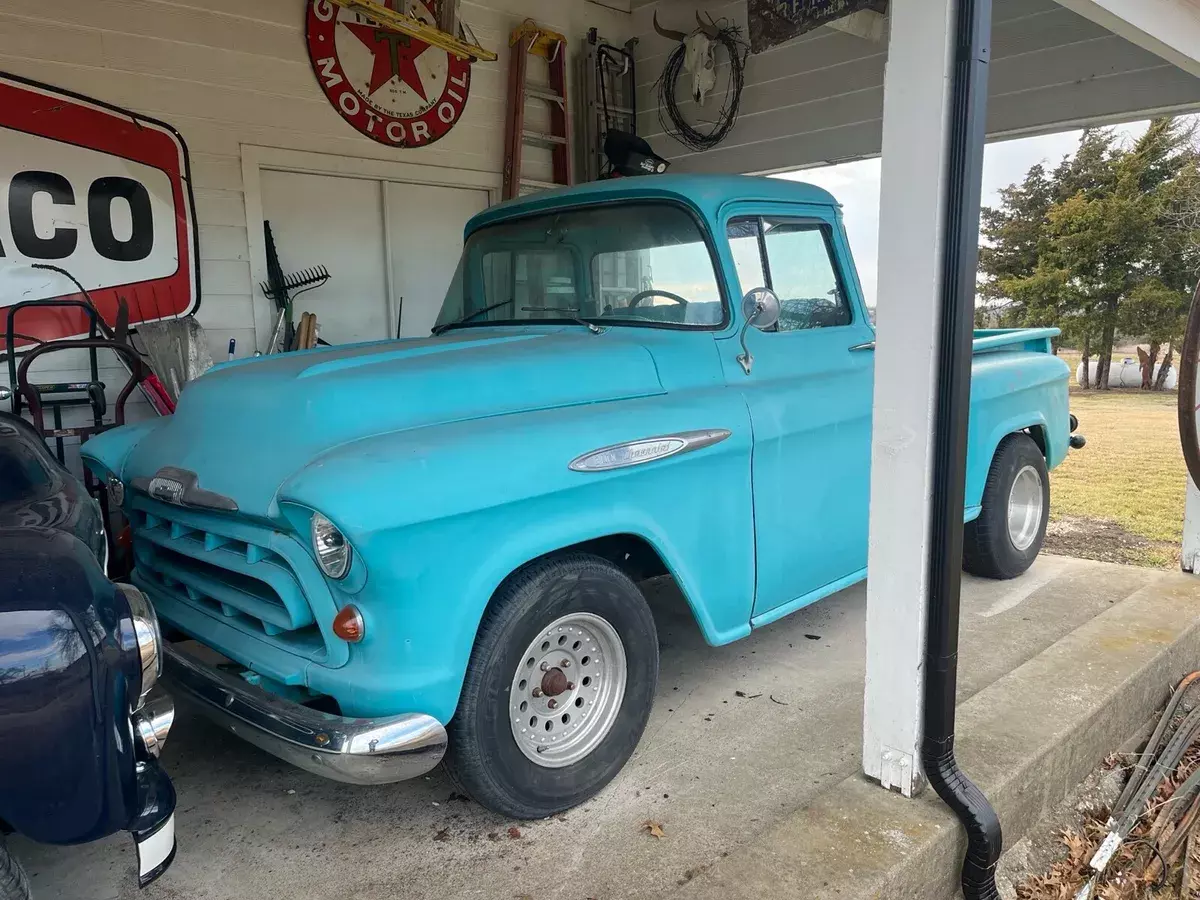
[83,175,1074,818]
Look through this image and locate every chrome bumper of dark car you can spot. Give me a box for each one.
[129,756,177,888]
[132,691,175,759]
[163,645,447,785]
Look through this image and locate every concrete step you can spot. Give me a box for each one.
[675,570,1200,900]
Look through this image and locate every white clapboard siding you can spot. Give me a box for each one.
[631,0,1200,174]
[189,153,246,192]
[1,0,632,423]
[197,227,251,264]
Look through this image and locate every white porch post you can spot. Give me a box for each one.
[1185,477,1200,574]
[861,0,959,797]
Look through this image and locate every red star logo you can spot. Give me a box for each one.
[343,19,431,99]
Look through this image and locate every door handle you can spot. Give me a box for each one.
[848,340,876,352]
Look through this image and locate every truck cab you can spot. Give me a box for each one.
[82,175,1072,820]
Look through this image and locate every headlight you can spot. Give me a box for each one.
[107,475,126,507]
[117,583,161,709]
[311,512,352,580]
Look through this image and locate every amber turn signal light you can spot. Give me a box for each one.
[332,605,365,643]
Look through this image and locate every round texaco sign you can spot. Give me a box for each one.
[306,0,472,148]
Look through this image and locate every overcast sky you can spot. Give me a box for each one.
[775,124,1152,308]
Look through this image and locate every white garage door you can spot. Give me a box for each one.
[260,169,488,345]
[387,181,488,337]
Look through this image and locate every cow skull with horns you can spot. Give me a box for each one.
[654,11,721,106]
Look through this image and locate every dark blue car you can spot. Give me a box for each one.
[0,412,176,897]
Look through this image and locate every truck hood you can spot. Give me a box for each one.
[123,328,664,518]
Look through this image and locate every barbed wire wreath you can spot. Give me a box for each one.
[654,15,750,153]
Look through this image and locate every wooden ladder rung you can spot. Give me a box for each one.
[524,84,564,105]
[520,177,563,191]
[523,130,568,148]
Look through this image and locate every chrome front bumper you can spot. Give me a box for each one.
[163,645,447,785]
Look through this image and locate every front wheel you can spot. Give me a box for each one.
[0,838,31,900]
[445,553,658,819]
[963,432,1050,579]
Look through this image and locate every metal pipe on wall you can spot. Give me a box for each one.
[921,0,1004,896]
[1178,281,1200,488]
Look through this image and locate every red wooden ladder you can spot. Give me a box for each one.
[503,20,572,200]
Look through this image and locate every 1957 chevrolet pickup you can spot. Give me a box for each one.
[82,175,1076,818]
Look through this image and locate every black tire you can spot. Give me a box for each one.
[445,553,658,819]
[0,838,31,900]
[963,432,1050,580]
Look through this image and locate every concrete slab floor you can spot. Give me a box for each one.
[14,555,1168,900]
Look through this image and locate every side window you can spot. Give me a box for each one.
[761,220,851,331]
[727,218,766,295]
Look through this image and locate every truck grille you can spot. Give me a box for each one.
[128,495,347,668]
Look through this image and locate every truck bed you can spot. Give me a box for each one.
[972,327,1060,355]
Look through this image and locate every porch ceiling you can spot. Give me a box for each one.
[632,0,1200,174]
[1058,0,1200,79]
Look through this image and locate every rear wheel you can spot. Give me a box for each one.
[963,432,1050,579]
[0,837,31,900]
[445,553,658,819]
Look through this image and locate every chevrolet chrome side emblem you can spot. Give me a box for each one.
[569,429,732,472]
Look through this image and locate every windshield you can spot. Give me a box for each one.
[434,202,726,331]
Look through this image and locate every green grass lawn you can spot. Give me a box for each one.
[1046,387,1188,568]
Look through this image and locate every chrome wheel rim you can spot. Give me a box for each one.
[1007,464,1044,552]
[508,612,627,768]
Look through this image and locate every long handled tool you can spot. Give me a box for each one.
[258,221,331,354]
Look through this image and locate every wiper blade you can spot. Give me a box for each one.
[431,298,515,335]
[520,307,606,335]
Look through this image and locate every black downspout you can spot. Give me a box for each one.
[922,0,1003,898]
[1178,281,1200,489]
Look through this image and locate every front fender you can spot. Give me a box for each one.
[278,391,755,723]
[0,529,144,845]
[81,418,168,481]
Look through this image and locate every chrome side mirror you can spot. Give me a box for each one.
[736,288,780,375]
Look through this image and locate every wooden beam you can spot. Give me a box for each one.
[1054,0,1200,78]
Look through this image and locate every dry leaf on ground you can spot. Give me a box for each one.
[642,820,666,839]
